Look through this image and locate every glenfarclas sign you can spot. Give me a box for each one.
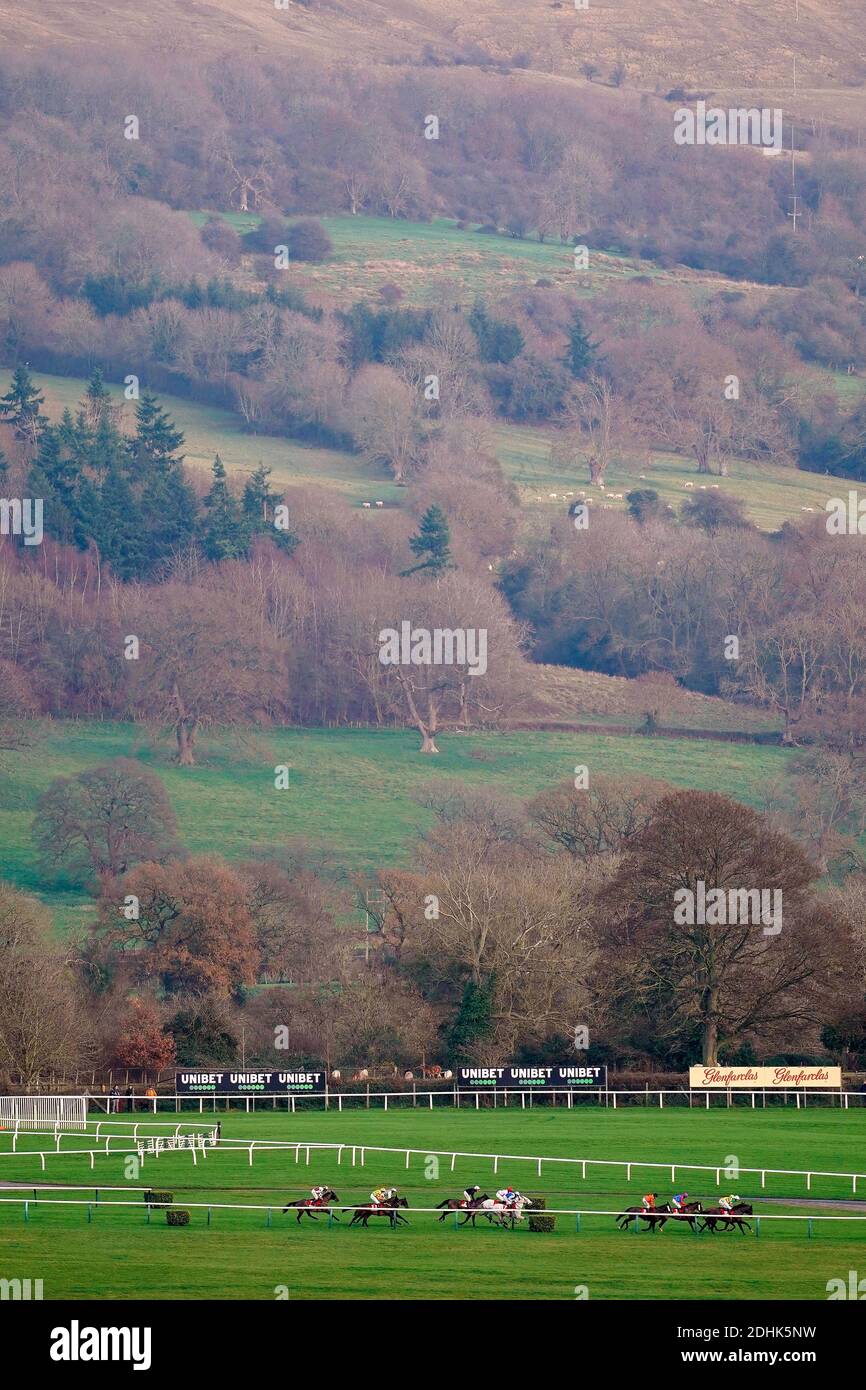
[689,1065,842,1089]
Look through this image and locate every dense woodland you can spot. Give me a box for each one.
[2,43,866,1084]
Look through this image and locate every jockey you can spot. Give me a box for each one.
[496,1187,519,1207]
[641,1192,659,1211]
[310,1186,328,1205]
[370,1186,396,1207]
[719,1194,741,1213]
[462,1185,481,1206]
[671,1191,689,1211]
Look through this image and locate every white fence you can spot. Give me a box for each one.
[2,1127,865,1196]
[0,1096,86,1129]
[6,1089,862,1116]
[134,1087,862,1113]
[2,1192,865,1238]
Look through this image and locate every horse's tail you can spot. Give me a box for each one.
[435,1199,450,1209]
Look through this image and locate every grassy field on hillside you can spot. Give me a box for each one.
[0,721,792,932]
[3,368,852,530]
[192,211,676,305]
[1,1109,863,1300]
[494,423,839,531]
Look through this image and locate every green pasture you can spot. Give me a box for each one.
[3,369,852,531]
[191,211,658,305]
[0,721,792,932]
[493,424,838,531]
[0,370,382,506]
[1,1109,863,1300]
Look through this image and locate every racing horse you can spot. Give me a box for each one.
[464,1194,535,1229]
[699,1201,753,1234]
[616,1202,672,1233]
[436,1194,492,1223]
[658,1199,704,1232]
[282,1188,340,1223]
[348,1196,411,1229]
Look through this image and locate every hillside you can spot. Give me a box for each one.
[2,0,865,130]
[2,1,864,92]
[1,368,846,531]
[0,720,791,932]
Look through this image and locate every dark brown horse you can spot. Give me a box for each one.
[436,1194,491,1223]
[616,1202,672,1233]
[348,1197,410,1228]
[699,1202,753,1234]
[282,1188,340,1223]
[659,1199,704,1231]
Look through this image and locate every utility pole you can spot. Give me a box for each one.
[788,123,800,232]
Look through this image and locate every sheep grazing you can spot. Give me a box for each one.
[710,484,720,489]
[361,501,372,508]
[683,482,694,489]
[375,500,384,507]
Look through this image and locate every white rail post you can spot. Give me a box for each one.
[248,1145,254,1166]
[405,1150,410,1169]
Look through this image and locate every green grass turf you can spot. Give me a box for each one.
[0,370,383,506]
[1,1109,863,1300]
[191,211,670,306]
[0,721,792,931]
[495,424,844,533]
[5,367,853,532]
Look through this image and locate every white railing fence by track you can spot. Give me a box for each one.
[105,1088,866,1113]
[7,1089,863,1116]
[3,1130,866,1195]
[1,1193,865,1238]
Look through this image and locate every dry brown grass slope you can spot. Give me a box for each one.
[2,0,864,102]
